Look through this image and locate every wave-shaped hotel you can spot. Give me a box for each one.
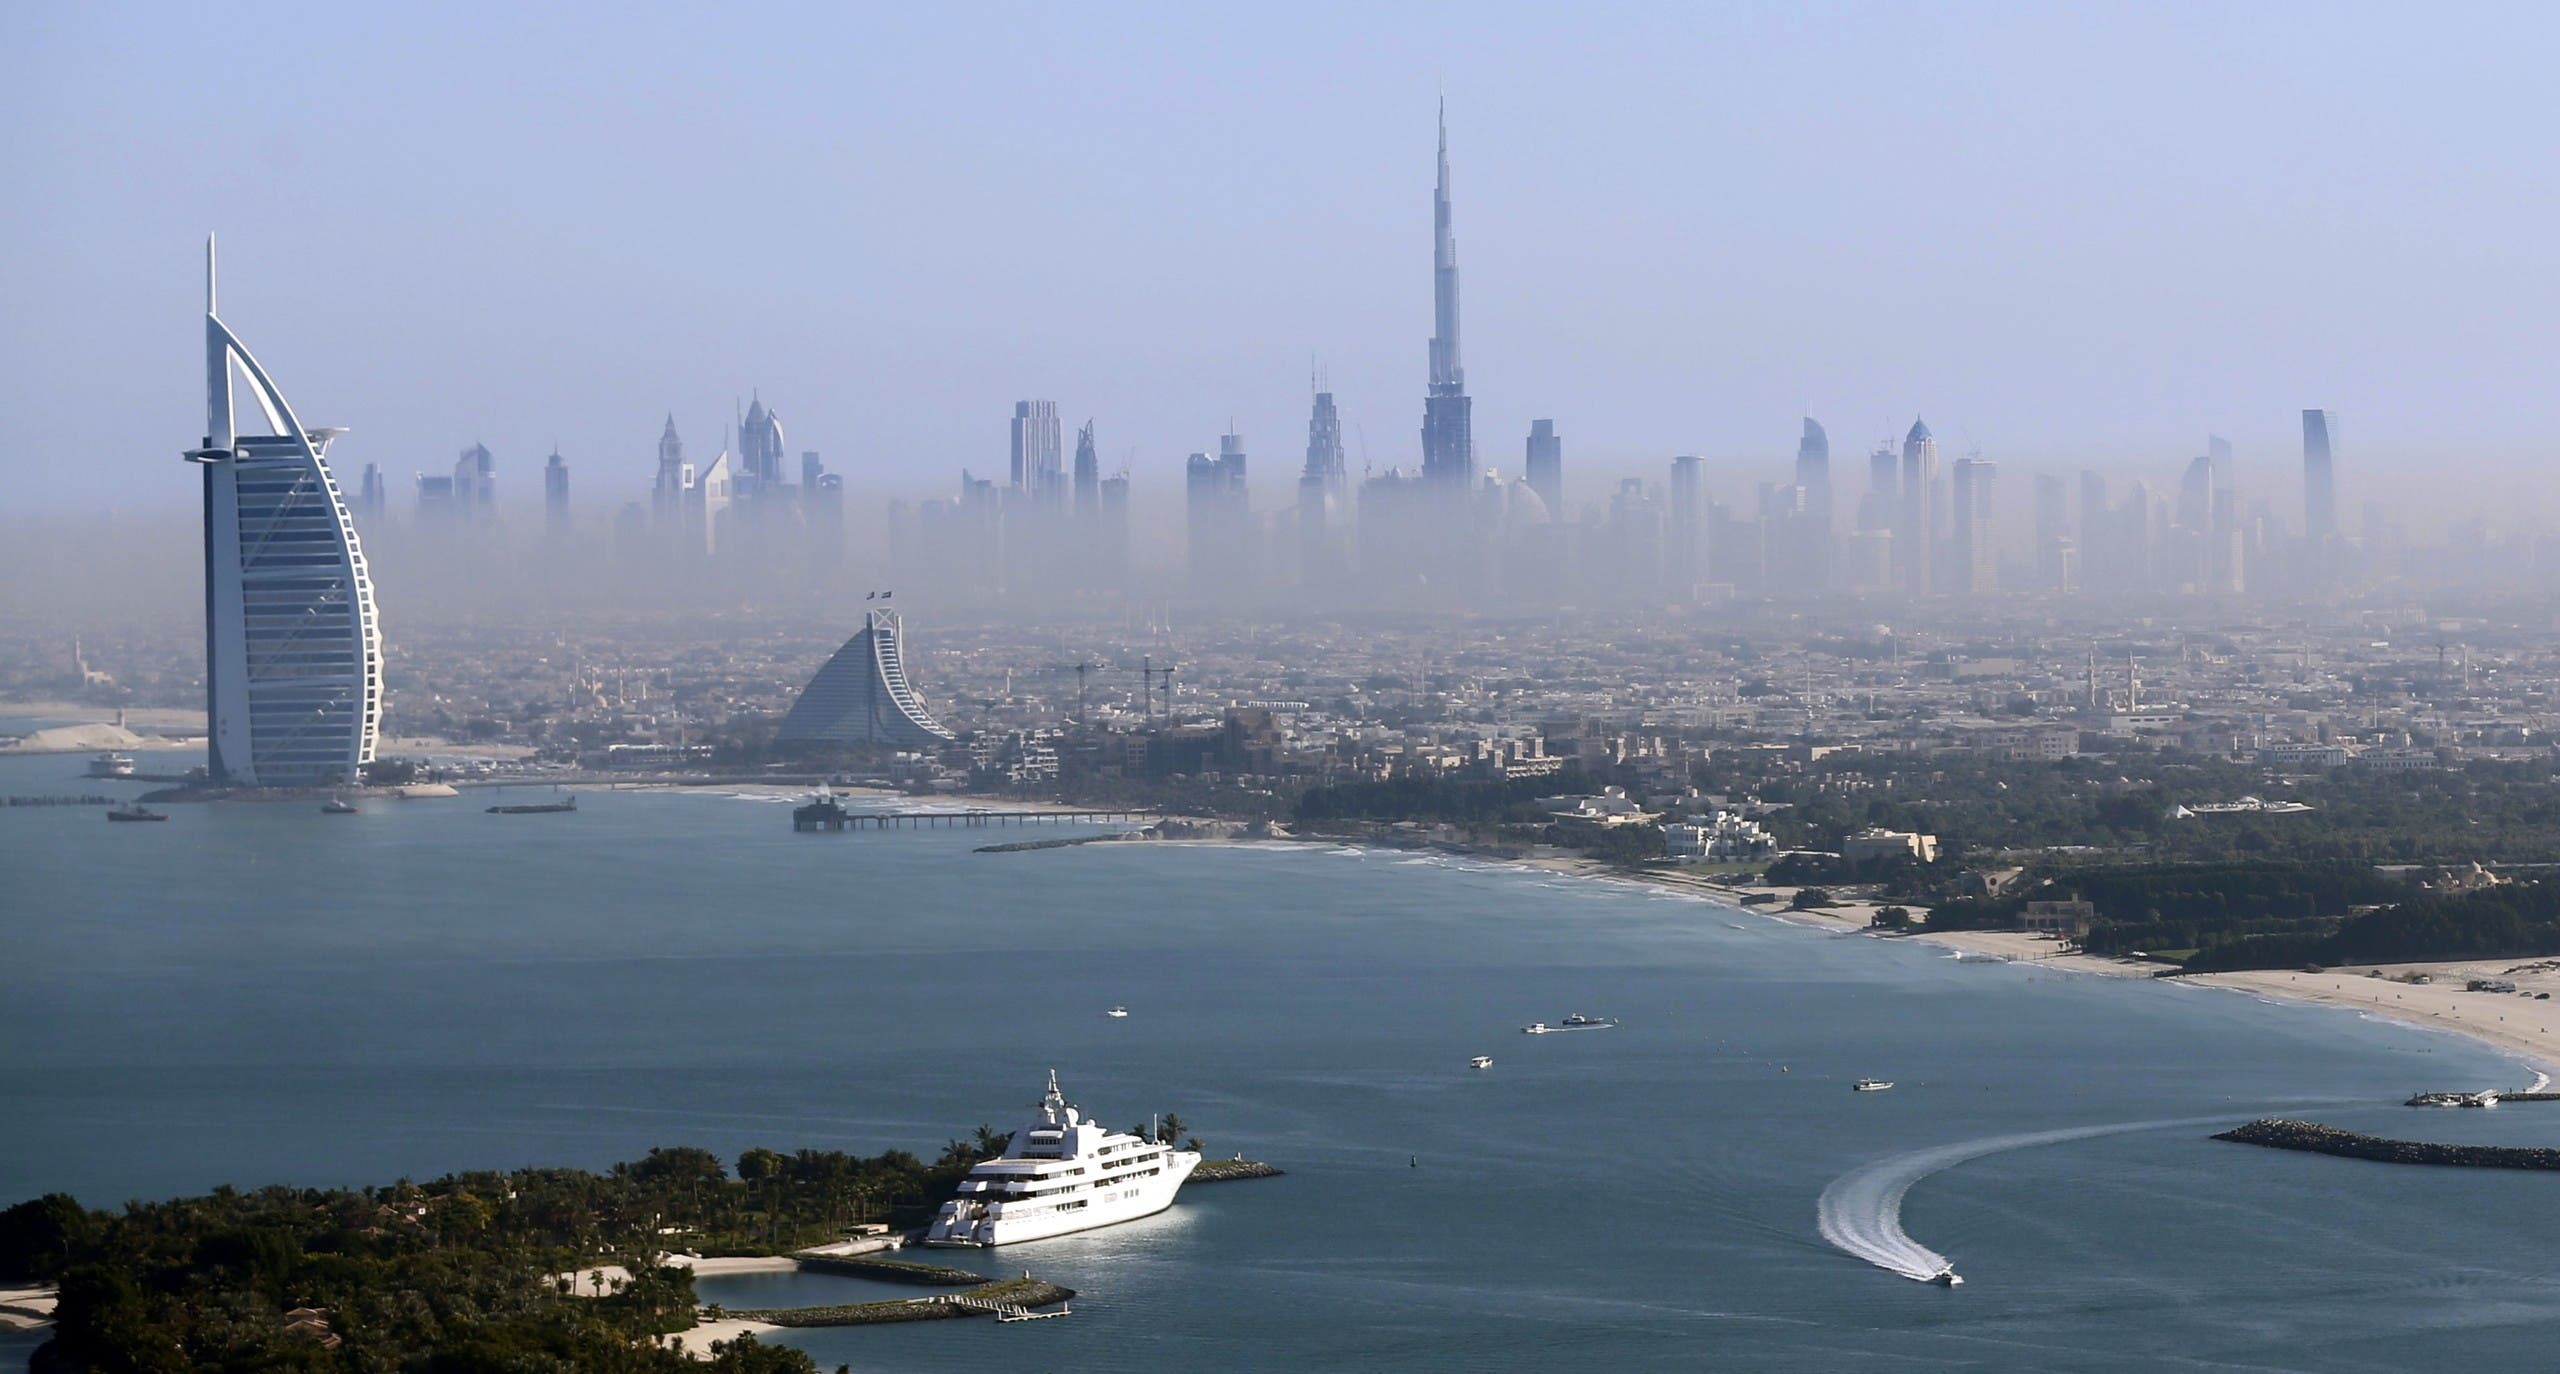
[775,609,955,748]
[186,238,383,787]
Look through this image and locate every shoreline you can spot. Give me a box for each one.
[1244,832,2560,1081]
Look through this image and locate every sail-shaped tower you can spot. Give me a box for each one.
[186,238,383,786]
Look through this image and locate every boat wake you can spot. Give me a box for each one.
[1816,1116,2230,1284]
[2532,1070,2552,1093]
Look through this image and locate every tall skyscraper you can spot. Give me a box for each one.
[355,462,386,526]
[1299,388,1349,584]
[738,393,787,491]
[1073,420,1100,518]
[1898,418,1938,596]
[2035,472,2076,593]
[1951,455,1996,594]
[1667,455,1705,599]
[454,443,495,522]
[1011,400,1063,503]
[1795,418,1832,536]
[1524,419,1563,518]
[1419,104,1473,492]
[2302,408,2338,547]
[1187,434,1252,597]
[544,447,570,535]
[187,237,382,787]
[653,415,686,532]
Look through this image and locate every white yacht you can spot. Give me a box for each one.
[1854,1079,1894,1092]
[924,1072,1199,1248]
[1105,1006,1129,1019]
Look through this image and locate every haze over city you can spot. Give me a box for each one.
[8,2,2560,538]
[17,8,2560,1372]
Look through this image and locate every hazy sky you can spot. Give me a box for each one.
[6,2,2558,522]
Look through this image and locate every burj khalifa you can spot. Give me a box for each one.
[1419,102,1474,492]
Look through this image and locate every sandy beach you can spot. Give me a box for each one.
[0,1284,56,1334]
[1482,848,2560,1079]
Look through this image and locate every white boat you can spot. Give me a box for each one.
[1469,1056,1493,1069]
[924,1071,1198,1248]
[85,752,136,779]
[1105,1007,1129,1019]
[1524,1014,1615,1034]
[1928,1267,1963,1287]
[1521,1022,1552,1034]
[1854,1079,1894,1092]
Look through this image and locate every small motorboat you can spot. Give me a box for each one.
[1105,1006,1129,1019]
[1558,1013,1617,1030]
[1521,1022,1552,1034]
[321,796,359,815]
[1854,1079,1895,1092]
[106,803,167,823]
[1927,1267,1964,1287]
[1469,1056,1493,1069]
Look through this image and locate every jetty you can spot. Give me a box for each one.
[793,796,1150,832]
[2216,1118,2560,1169]
[730,1276,1075,1328]
[2407,1089,2560,1107]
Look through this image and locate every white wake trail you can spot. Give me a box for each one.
[1817,1116,2232,1283]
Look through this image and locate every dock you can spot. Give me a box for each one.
[793,797,1150,832]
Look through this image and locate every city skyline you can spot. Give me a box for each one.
[10,7,2560,520]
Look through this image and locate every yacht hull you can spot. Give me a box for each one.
[925,1153,1198,1247]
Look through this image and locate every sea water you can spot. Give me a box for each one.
[3,747,2556,1372]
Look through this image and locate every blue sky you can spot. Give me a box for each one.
[5,1,2556,522]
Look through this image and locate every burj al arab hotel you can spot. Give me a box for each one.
[185,238,383,787]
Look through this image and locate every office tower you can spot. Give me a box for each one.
[1011,400,1063,503]
[1898,418,1938,595]
[1073,421,1099,518]
[1666,455,1705,599]
[2035,472,2075,593]
[544,447,570,535]
[1607,478,1665,603]
[2177,454,2213,533]
[1951,456,1996,594]
[1299,388,1349,584]
[687,449,732,558]
[738,393,787,491]
[1858,440,1898,537]
[773,609,956,747]
[1186,435,1252,596]
[187,237,381,787]
[415,473,456,524]
[2302,409,2338,547]
[454,443,495,522]
[355,462,386,526]
[807,455,844,572]
[1419,103,1474,492]
[653,415,686,534]
[2207,435,2241,594]
[1795,419,1832,535]
[1524,419,1563,518]
[1098,473,1131,588]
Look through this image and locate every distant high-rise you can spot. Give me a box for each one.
[1419,104,1473,492]
[2035,472,2076,593]
[1524,419,1563,518]
[188,237,381,787]
[1667,456,1705,599]
[1011,400,1063,504]
[652,415,686,534]
[1073,420,1100,518]
[544,447,570,535]
[455,443,495,521]
[355,462,386,526]
[739,393,787,491]
[1795,418,1832,536]
[2302,408,2338,546]
[1299,389,1349,584]
[1898,418,1938,595]
[1951,456,1996,595]
[1187,434,1252,596]
[2176,454,2213,533]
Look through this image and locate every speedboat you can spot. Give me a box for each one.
[1558,1013,1617,1029]
[106,803,166,823]
[1105,1007,1129,1019]
[321,796,359,815]
[1928,1267,1963,1287]
[1469,1056,1493,1069]
[1521,1022,1552,1034]
[1854,1079,1894,1092]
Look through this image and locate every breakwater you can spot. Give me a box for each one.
[1190,1159,1284,1183]
[2406,1089,2560,1106]
[733,1277,1074,1327]
[5,795,115,807]
[2216,1118,2560,1169]
[792,1253,984,1285]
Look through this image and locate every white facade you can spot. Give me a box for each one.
[190,239,381,787]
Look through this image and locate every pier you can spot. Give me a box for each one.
[793,797,1150,832]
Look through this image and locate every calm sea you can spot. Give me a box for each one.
[4,745,2555,1372]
